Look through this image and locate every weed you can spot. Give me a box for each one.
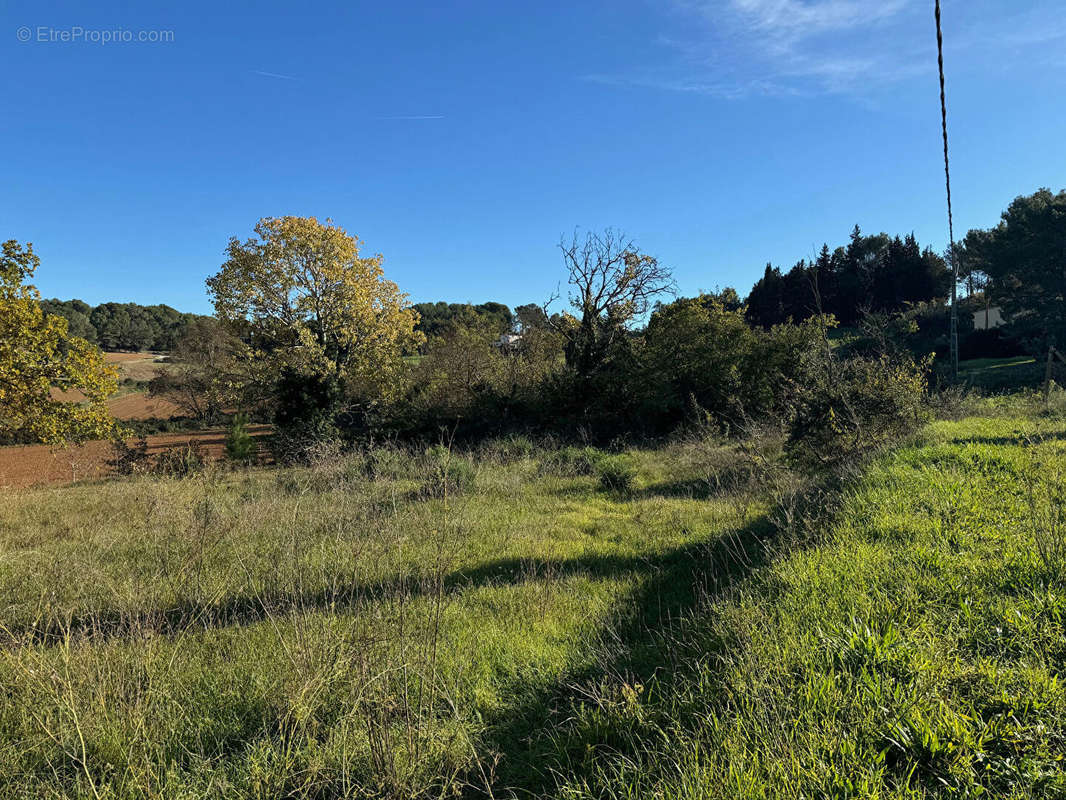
[2,402,1066,797]
[596,455,636,494]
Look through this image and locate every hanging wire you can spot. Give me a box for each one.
[935,0,959,377]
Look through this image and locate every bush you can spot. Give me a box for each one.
[152,441,208,476]
[641,296,826,430]
[421,444,476,498]
[363,444,417,482]
[224,413,257,464]
[108,436,150,476]
[786,353,930,469]
[961,327,1025,361]
[271,370,344,464]
[109,436,210,477]
[596,455,636,493]
[544,445,606,476]
[480,435,536,463]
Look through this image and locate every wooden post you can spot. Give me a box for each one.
[1045,346,1057,407]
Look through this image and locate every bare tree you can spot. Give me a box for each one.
[545,228,674,378]
[148,318,263,421]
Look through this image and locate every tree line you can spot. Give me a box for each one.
[957,187,1066,352]
[6,187,1063,451]
[39,299,209,352]
[410,301,513,341]
[41,296,518,355]
[138,218,931,465]
[744,227,950,328]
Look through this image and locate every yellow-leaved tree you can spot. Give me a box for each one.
[207,217,423,404]
[0,240,119,445]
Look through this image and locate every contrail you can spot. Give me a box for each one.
[252,70,298,80]
[375,114,445,120]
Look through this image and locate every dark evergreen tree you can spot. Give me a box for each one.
[745,263,785,327]
[744,227,950,328]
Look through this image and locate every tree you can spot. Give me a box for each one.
[0,240,119,445]
[224,413,257,463]
[514,303,550,333]
[410,301,513,344]
[706,286,743,312]
[148,317,265,420]
[870,235,950,314]
[41,299,97,343]
[125,315,156,351]
[960,188,1066,349]
[744,228,950,328]
[47,300,205,352]
[745,264,785,328]
[409,316,505,422]
[547,228,674,379]
[91,303,132,350]
[206,216,424,404]
[780,260,815,322]
[644,294,825,426]
[644,294,756,422]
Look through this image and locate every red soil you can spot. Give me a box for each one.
[104,352,155,363]
[0,426,273,489]
[107,393,184,421]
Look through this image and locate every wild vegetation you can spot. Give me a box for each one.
[0,240,120,445]
[3,187,1066,796]
[744,226,950,328]
[1,393,1065,797]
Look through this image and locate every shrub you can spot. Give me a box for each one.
[271,370,344,464]
[108,435,150,476]
[960,327,1025,360]
[786,353,930,469]
[596,455,636,493]
[152,441,207,476]
[363,444,416,481]
[480,435,536,463]
[224,413,257,464]
[422,444,476,498]
[545,445,606,476]
[641,297,826,429]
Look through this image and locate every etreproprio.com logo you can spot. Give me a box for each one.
[16,26,175,44]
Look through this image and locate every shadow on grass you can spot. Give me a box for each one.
[481,513,776,797]
[2,539,752,649]
[946,430,1066,447]
[3,502,781,798]
[550,472,751,502]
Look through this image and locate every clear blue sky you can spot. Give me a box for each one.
[3,0,1064,315]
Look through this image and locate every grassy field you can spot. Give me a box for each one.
[959,356,1044,393]
[1,397,1064,797]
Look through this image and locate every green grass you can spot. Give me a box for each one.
[1,404,1065,797]
[959,356,1037,372]
[539,408,1066,798]
[0,436,761,797]
[959,356,1044,393]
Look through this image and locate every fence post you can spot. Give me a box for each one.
[1045,346,1057,407]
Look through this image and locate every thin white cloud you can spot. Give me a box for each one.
[374,115,446,120]
[252,69,298,80]
[723,0,909,40]
[592,0,1066,99]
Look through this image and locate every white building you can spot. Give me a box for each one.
[973,306,1004,331]
[496,333,522,350]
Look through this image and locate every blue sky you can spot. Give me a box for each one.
[2,0,1064,315]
